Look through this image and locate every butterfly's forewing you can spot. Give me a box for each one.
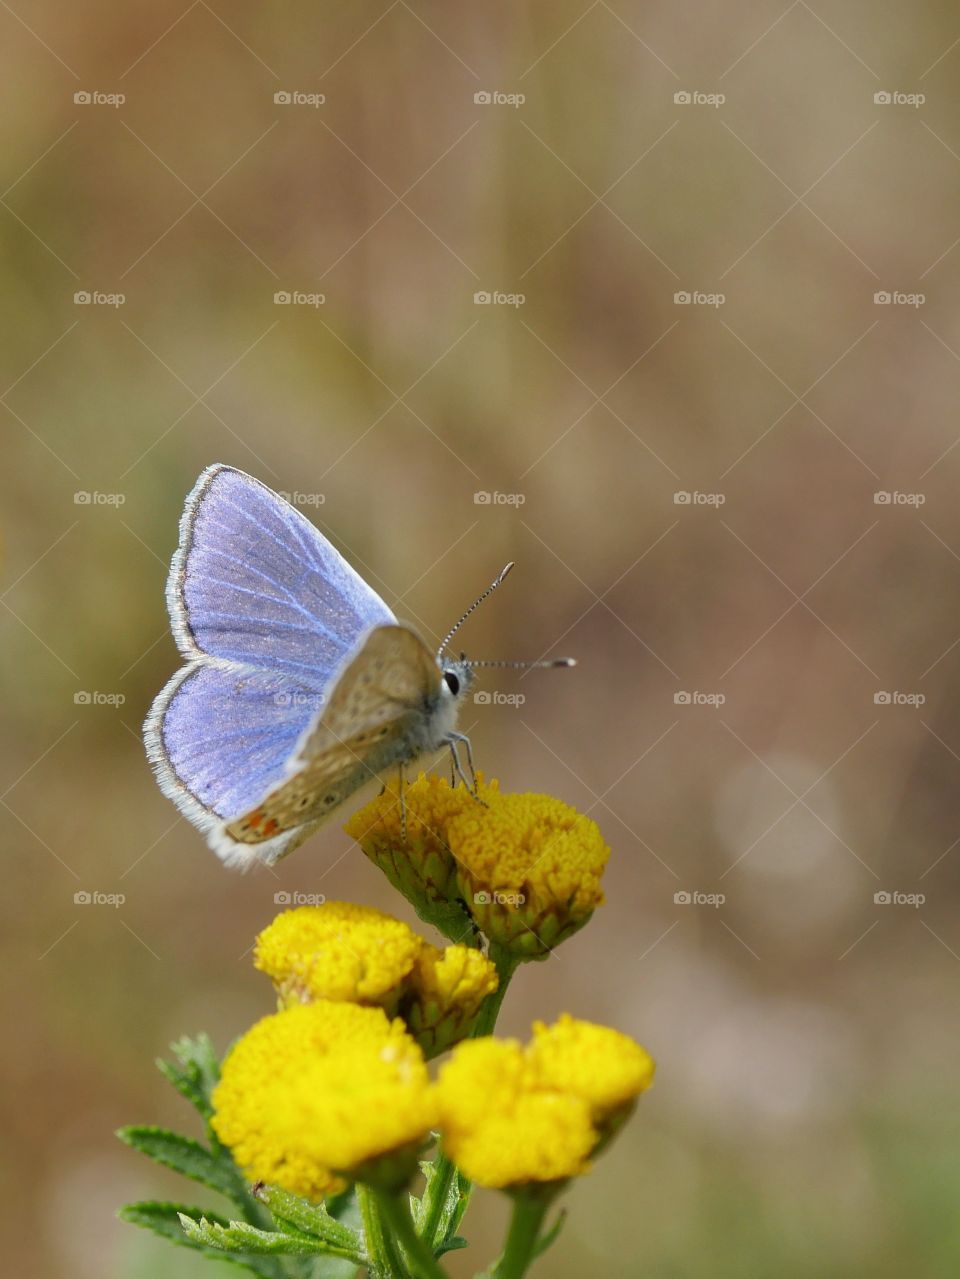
[225,624,440,844]
[169,465,395,681]
[146,465,399,866]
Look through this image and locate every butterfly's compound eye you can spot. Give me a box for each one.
[443,670,461,695]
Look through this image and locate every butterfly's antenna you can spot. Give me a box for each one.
[438,562,515,658]
[462,657,577,670]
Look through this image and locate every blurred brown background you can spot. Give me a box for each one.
[4,2,960,1276]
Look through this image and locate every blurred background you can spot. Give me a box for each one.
[4,2,960,1275]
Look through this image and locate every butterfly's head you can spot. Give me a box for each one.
[439,656,475,703]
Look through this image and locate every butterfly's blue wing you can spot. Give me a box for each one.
[144,662,326,866]
[168,464,395,683]
[145,465,398,867]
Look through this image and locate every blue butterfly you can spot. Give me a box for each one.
[144,465,572,867]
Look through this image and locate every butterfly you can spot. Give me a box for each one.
[143,464,573,868]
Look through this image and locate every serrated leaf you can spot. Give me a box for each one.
[436,1234,468,1256]
[157,1033,221,1120]
[118,1126,245,1202]
[118,1201,283,1278]
[254,1184,360,1252]
[179,1212,363,1263]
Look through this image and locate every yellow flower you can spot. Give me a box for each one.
[527,1013,655,1120]
[346,774,610,958]
[211,1002,437,1201]
[254,902,421,1012]
[252,900,498,1056]
[447,780,609,958]
[403,943,499,1057]
[436,1017,653,1190]
[345,774,473,937]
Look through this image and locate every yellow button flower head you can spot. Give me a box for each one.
[211,1002,437,1201]
[345,773,474,937]
[436,1016,653,1190]
[447,780,609,958]
[403,943,499,1057]
[254,902,421,1013]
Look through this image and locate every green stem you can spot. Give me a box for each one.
[472,942,520,1038]
[374,1190,450,1279]
[493,1195,550,1279]
[358,1183,408,1278]
[419,1151,458,1251]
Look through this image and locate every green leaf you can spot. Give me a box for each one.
[156,1033,220,1120]
[179,1212,363,1263]
[436,1234,468,1256]
[118,1201,283,1278]
[253,1184,361,1253]
[118,1126,245,1202]
[532,1208,566,1260]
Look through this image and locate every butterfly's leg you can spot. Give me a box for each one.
[447,736,487,806]
[398,763,407,844]
[448,731,478,790]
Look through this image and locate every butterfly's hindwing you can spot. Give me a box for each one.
[225,624,442,843]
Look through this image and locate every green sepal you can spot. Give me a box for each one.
[117,1126,246,1203]
[117,1201,283,1278]
[437,1234,468,1256]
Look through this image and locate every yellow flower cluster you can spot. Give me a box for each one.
[436,1015,654,1189]
[211,1002,436,1200]
[254,902,497,1056]
[347,774,610,957]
